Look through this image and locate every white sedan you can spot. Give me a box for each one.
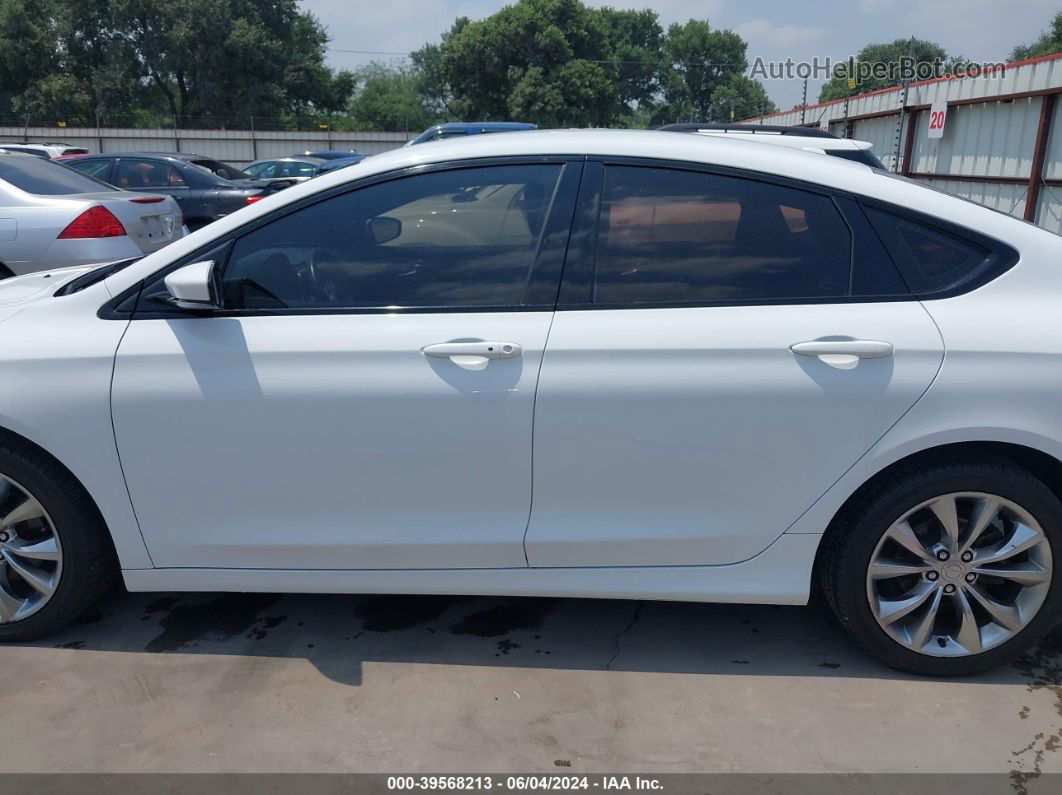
[0,130,1059,676]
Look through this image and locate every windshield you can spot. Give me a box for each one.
[0,155,118,195]
[190,158,252,181]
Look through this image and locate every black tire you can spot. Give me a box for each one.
[821,455,1062,676]
[0,437,116,641]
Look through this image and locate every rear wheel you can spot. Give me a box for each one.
[823,457,1062,675]
[0,440,115,641]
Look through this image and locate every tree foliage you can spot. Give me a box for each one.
[0,0,777,129]
[0,0,354,124]
[411,0,774,128]
[818,38,952,102]
[1010,11,1062,61]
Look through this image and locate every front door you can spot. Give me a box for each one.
[112,160,579,569]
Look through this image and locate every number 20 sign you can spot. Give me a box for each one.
[928,100,948,139]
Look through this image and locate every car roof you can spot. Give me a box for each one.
[81,152,204,161]
[250,156,326,165]
[432,122,537,132]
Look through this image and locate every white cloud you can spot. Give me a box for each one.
[736,19,827,48]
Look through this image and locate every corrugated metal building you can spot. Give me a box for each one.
[741,53,1062,234]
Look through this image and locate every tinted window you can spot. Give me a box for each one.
[117,159,187,189]
[244,162,275,178]
[0,155,117,194]
[221,164,562,310]
[277,161,318,178]
[68,158,113,180]
[590,166,852,305]
[863,206,999,294]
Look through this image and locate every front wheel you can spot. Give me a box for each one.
[0,440,115,641]
[822,457,1062,676]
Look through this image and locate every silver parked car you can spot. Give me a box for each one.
[243,155,326,188]
[0,152,184,277]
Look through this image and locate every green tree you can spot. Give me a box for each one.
[819,38,952,102]
[649,19,772,123]
[0,0,354,125]
[347,62,438,132]
[1010,11,1062,61]
[412,0,669,127]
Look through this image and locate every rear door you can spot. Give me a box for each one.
[525,160,944,567]
[114,157,191,215]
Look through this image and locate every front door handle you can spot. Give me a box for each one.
[791,339,894,360]
[422,341,522,370]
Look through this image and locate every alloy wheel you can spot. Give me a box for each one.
[866,492,1052,657]
[0,474,62,623]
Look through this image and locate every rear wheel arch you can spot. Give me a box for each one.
[821,442,1062,550]
[0,263,14,279]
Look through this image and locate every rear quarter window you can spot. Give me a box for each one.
[862,203,1018,295]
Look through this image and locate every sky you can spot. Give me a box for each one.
[300,0,1059,112]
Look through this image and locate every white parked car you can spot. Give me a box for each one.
[0,142,90,159]
[0,130,1059,676]
[656,123,885,168]
[0,153,184,277]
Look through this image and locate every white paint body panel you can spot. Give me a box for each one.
[0,131,1057,607]
[525,302,944,566]
[123,533,820,606]
[112,312,552,568]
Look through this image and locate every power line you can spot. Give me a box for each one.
[327,47,747,67]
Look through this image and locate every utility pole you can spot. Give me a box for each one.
[800,77,808,125]
[892,37,915,172]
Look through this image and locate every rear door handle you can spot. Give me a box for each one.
[422,341,522,370]
[790,340,894,359]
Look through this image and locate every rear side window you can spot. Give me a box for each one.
[862,205,1014,295]
[0,155,117,194]
[220,163,563,310]
[589,165,853,305]
[117,159,187,189]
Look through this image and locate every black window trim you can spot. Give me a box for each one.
[556,155,912,311]
[857,196,1019,300]
[99,154,585,320]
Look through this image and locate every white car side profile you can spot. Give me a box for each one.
[0,129,1060,676]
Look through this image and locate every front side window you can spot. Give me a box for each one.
[220,163,562,310]
[116,159,186,189]
[589,166,852,305]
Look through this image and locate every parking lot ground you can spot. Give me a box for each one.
[0,588,1060,778]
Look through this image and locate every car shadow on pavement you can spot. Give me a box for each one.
[14,587,1062,688]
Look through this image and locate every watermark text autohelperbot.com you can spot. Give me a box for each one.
[750,56,1007,83]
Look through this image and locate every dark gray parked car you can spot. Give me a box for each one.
[64,153,271,231]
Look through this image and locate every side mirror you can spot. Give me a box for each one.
[163,259,218,309]
[367,216,402,244]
